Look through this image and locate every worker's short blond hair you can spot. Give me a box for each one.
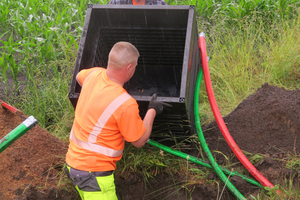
[108,41,140,70]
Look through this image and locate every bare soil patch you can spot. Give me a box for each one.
[0,106,72,200]
[0,82,299,199]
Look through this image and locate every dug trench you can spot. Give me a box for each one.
[0,82,299,200]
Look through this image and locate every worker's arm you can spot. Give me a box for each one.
[76,74,82,87]
[131,93,172,148]
[131,108,156,148]
[76,67,101,87]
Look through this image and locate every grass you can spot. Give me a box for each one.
[1,0,300,199]
[198,11,300,119]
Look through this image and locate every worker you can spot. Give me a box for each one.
[109,0,167,5]
[65,41,172,200]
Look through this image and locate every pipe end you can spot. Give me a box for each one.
[23,116,38,128]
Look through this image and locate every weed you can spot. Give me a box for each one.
[249,154,265,165]
[286,155,300,173]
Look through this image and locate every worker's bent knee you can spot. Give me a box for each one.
[79,174,117,200]
[65,166,117,200]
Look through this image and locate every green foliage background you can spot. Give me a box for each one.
[1,0,300,198]
[1,0,299,132]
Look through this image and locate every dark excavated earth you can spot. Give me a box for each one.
[0,83,299,199]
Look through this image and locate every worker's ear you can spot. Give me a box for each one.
[125,63,132,73]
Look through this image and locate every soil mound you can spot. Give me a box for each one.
[203,83,300,158]
[201,83,300,189]
[0,104,74,200]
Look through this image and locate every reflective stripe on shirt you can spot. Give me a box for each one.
[70,129,123,157]
[88,92,131,143]
[70,92,132,157]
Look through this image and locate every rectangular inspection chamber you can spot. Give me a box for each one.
[69,5,201,140]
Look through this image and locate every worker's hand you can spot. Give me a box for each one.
[148,93,173,115]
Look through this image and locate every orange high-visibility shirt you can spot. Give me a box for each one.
[132,0,145,5]
[66,67,146,172]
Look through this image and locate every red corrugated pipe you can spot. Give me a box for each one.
[198,32,282,193]
[1,101,21,113]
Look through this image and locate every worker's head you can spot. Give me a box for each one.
[108,41,140,82]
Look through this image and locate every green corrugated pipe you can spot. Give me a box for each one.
[0,116,38,154]
[147,139,262,188]
[194,68,246,199]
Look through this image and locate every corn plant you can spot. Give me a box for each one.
[0,32,24,95]
[0,51,9,96]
